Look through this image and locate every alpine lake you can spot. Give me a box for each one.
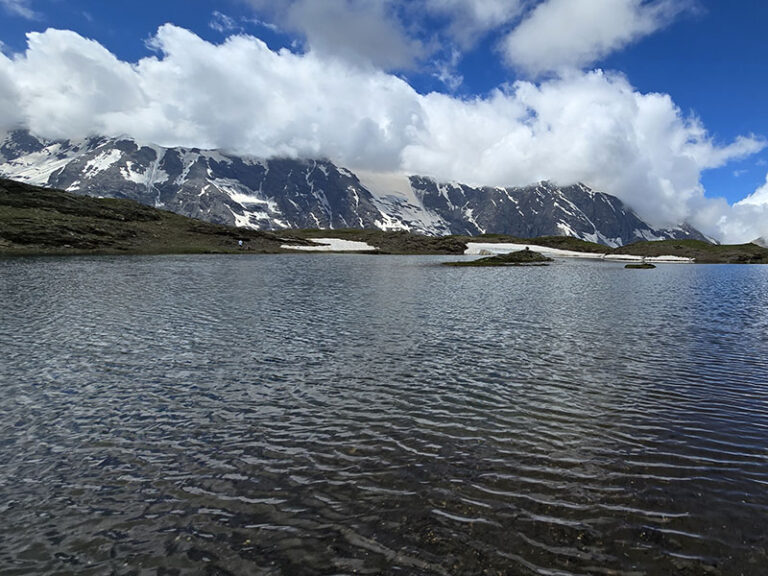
[1,254,767,575]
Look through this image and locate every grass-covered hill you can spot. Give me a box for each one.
[0,178,304,255]
[613,239,768,264]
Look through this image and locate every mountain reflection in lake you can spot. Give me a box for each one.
[1,255,767,575]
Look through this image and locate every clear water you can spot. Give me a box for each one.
[1,255,767,575]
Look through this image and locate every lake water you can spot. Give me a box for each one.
[1,254,767,575]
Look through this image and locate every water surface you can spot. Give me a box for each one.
[1,255,767,575]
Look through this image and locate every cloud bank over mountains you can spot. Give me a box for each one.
[1,0,767,242]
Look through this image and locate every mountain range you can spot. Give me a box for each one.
[0,129,708,247]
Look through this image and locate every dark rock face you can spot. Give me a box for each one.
[0,129,710,246]
[0,131,384,230]
[0,129,46,162]
[410,178,709,246]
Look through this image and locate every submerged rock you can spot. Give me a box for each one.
[625,262,656,269]
[445,249,553,267]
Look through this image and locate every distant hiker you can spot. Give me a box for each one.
[238,240,244,248]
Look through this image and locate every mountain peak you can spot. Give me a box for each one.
[0,129,708,246]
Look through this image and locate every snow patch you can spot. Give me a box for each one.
[633,228,666,242]
[373,194,450,234]
[356,171,413,201]
[0,143,81,185]
[556,221,577,237]
[84,149,122,176]
[580,231,623,248]
[120,158,167,188]
[214,178,287,229]
[282,238,377,252]
[355,171,451,234]
[175,150,205,184]
[231,209,252,228]
[463,207,485,233]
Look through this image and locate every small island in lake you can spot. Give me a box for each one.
[444,249,553,267]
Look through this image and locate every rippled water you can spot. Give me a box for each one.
[1,255,768,575]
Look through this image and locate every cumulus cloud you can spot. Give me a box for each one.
[11,29,145,139]
[245,0,424,70]
[243,0,526,71]
[240,1,696,76]
[719,175,768,242]
[0,52,22,129]
[711,193,768,244]
[739,176,768,208]
[423,0,525,46]
[1,26,766,242]
[503,0,692,75]
[426,0,523,27]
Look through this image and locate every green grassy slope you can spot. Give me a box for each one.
[0,178,295,255]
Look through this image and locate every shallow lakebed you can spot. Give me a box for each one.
[1,254,767,575]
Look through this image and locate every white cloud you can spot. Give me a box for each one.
[707,192,768,244]
[736,175,768,208]
[134,25,421,168]
[241,0,696,75]
[242,0,525,70]
[12,29,145,139]
[1,26,766,243]
[433,47,464,91]
[209,11,241,34]
[0,0,37,20]
[245,0,424,70]
[402,71,764,235]
[0,52,22,130]
[244,16,281,33]
[427,0,523,27]
[503,0,691,75]
[423,0,525,46]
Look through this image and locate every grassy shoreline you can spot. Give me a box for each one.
[3,178,768,263]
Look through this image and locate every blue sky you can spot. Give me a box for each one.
[1,0,768,240]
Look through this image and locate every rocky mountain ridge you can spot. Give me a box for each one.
[0,129,709,247]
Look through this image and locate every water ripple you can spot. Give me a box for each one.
[1,255,767,575]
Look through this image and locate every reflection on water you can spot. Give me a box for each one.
[1,255,767,575]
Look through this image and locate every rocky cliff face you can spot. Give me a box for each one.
[407,177,707,245]
[0,130,382,231]
[0,129,709,246]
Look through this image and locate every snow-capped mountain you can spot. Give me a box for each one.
[0,130,382,231]
[0,129,708,246]
[405,177,707,246]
